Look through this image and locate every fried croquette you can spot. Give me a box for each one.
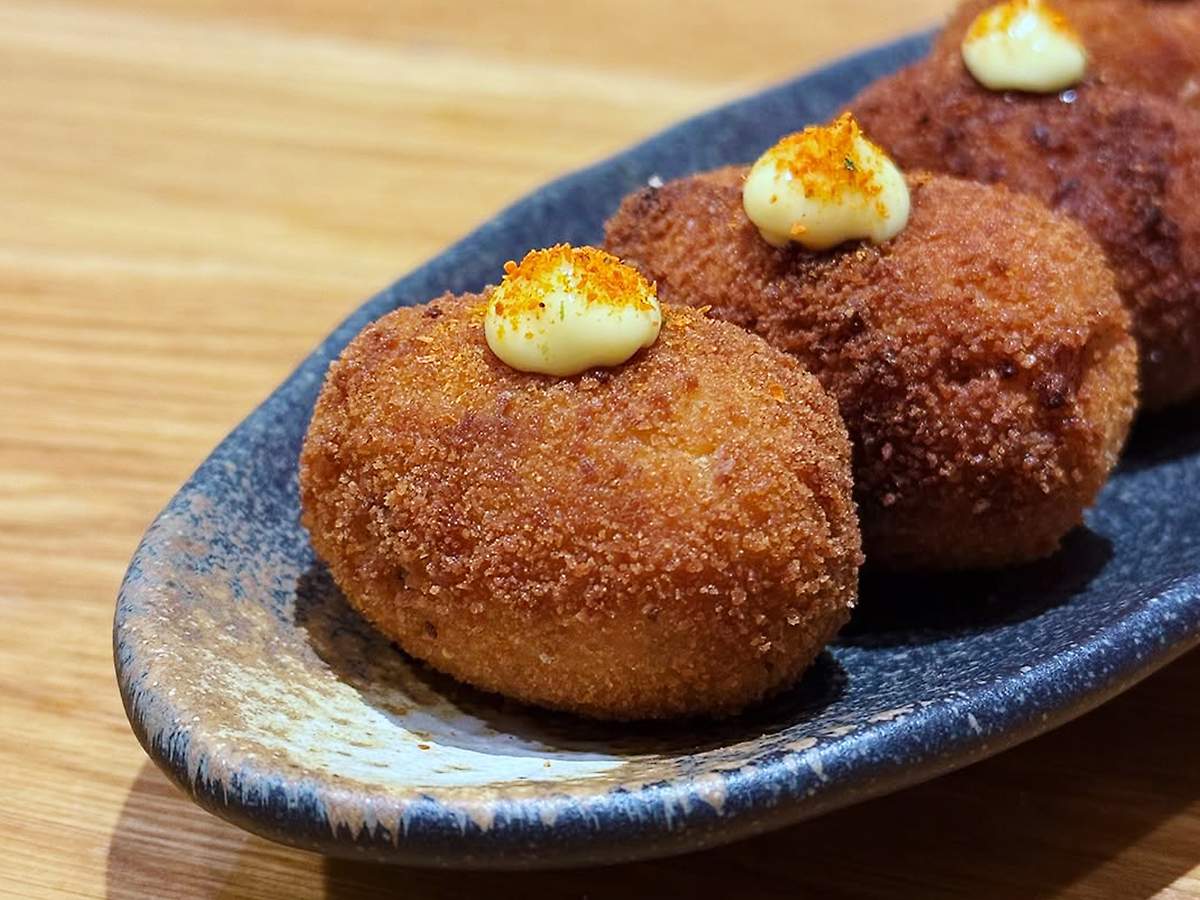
[605,170,1137,570]
[300,297,862,720]
[935,0,1200,108]
[851,56,1200,410]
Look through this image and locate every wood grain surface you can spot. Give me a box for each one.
[2,1,1197,897]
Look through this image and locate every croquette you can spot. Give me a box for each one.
[934,0,1200,109]
[850,53,1200,410]
[300,297,862,720]
[605,170,1137,570]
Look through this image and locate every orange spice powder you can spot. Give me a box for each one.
[766,113,892,216]
[967,0,1079,42]
[490,245,657,326]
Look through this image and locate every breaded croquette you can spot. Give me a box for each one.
[851,56,1200,410]
[935,0,1200,108]
[605,170,1137,570]
[300,297,862,720]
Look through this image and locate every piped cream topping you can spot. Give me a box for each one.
[483,245,662,377]
[962,0,1087,93]
[742,113,911,252]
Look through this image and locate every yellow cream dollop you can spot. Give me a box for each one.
[962,0,1087,93]
[742,114,911,252]
[483,245,662,377]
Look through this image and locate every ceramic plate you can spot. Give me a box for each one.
[114,32,1200,869]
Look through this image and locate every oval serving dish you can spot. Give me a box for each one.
[114,32,1200,869]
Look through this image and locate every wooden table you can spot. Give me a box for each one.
[3,1,1198,896]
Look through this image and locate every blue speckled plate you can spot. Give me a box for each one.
[114,32,1200,869]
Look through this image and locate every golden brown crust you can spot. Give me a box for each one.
[935,0,1200,109]
[850,54,1200,410]
[300,299,862,719]
[604,169,1137,569]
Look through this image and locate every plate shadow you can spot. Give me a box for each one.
[294,564,847,758]
[839,527,1113,648]
[1119,396,1200,474]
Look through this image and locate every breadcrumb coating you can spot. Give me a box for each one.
[851,52,1200,410]
[605,170,1137,570]
[300,299,862,719]
[939,0,1200,109]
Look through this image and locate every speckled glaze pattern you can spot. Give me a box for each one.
[114,33,1200,869]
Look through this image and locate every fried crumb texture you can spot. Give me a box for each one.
[300,300,862,720]
[851,29,1200,410]
[605,168,1137,570]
